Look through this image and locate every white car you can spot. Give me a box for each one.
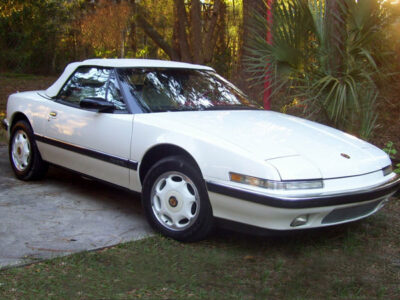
[3,59,399,241]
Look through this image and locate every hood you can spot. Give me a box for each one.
[151,110,390,179]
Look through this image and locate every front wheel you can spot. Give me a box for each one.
[9,120,48,180]
[142,156,214,242]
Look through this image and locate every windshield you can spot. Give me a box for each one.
[117,68,261,112]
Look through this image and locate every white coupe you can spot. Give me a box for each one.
[3,59,399,241]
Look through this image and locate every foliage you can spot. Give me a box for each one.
[395,164,400,174]
[76,0,132,58]
[383,141,398,159]
[246,0,399,139]
[383,141,400,173]
[0,0,78,73]
[131,0,238,72]
[0,0,244,78]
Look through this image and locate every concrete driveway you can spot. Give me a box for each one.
[0,144,152,269]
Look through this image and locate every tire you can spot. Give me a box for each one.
[9,120,48,180]
[142,155,214,242]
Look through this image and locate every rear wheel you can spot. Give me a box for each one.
[9,120,48,180]
[142,155,214,241]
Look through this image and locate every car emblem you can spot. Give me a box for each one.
[341,153,351,159]
[169,196,178,208]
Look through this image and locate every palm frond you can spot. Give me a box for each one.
[244,0,395,139]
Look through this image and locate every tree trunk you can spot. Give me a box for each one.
[120,29,126,58]
[129,18,137,55]
[190,0,203,64]
[175,0,191,62]
[326,0,345,75]
[203,0,222,63]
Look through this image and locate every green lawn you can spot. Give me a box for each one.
[1,199,399,299]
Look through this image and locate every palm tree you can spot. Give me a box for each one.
[246,0,396,139]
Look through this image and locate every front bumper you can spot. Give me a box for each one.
[206,175,400,209]
[206,175,400,230]
[1,118,8,131]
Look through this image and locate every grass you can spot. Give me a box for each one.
[0,198,399,299]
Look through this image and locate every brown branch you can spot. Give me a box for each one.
[134,5,179,60]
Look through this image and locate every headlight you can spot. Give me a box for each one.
[382,165,392,176]
[229,172,323,190]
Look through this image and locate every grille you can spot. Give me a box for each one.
[321,200,383,224]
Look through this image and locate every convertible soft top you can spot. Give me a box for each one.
[45,59,214,98]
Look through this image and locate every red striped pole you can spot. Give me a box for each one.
[263,0,273,110]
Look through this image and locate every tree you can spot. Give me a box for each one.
[0,0,243,78]
[235,0,266,101]
[133,0,226,64]
[246,0,398,139]
[0,0,72,73]
[78,0,132,58]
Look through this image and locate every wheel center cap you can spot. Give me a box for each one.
[17,147,22,156]
[168,196,178,208]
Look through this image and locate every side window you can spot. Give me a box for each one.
[58,67,126,111]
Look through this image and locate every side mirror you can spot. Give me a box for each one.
[80,97,115,113]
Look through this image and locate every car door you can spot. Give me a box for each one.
[38,67,134,188]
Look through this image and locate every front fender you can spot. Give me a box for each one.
[7,91,50,137]
[131,114,281,189]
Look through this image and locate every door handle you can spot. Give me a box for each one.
[48,111,57,121]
